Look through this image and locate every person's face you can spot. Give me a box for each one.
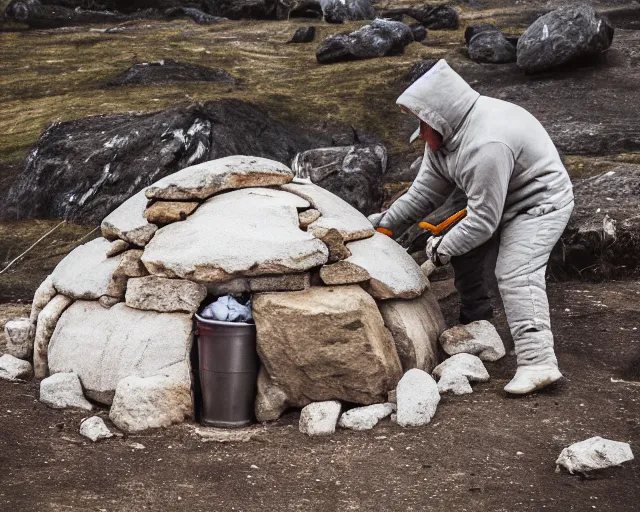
[420,120,443,152]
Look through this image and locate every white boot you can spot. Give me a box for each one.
[504,364,563,395]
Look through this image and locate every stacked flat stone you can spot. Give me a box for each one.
[8,155,446,432]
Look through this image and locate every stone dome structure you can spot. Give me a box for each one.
[17,155,445,432]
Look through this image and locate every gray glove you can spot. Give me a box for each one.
[426,236,451,266]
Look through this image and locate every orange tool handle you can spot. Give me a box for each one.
[376,227,393,237]
[418,209,467,235]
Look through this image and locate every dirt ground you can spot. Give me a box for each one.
[1,280,638,512]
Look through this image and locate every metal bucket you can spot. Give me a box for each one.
[195,314,259,428]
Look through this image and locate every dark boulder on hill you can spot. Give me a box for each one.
[517,6,614,73]
[316,19,414,64]
[1,100,328,224]
[467,28,517,64]
[4,0,138,28]
[319,0,374,24]
[380,4,459,30]
[287,26,316,44]
[108,60,237,86]
[164,6,223,23]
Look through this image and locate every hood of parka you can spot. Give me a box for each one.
[397,60,480,149]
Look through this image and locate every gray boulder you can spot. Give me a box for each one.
[395,369,440,427]
[299,401,342,436]
[40,372,93,411]
[4,317,33,360]
[79,416,114,442]
[292,145,387,215]
[319,0,374,24]
[468,29,516,64]
[109,60,236,86]
[338,403,394,431]
[439,320,506,362]
[0,354,33,382]
[316,19,414,64]
[432,353,490,395]
[517,6,614,73]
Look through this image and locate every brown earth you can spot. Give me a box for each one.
[1,280,638,512]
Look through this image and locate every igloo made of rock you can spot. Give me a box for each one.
[20,155,446,431]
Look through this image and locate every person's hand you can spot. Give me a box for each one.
[368,212,394,237]
[425,236,450,266]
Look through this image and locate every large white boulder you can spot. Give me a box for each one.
[439,320,506,361]
[40,372,93,411]
[338,403,394,431]
[48,301,193,405]
[281,181,375,242]
[109,375,192,432]
[345,233,429,300]
[145,156,294,200]
[378,291,445,372]
[299,401,342,436]
[4,317,33,360]
[253,285,402,412]
[33,294,74,379]
[0,354,33,381]
[142,188,328,283]
[556,437,634,474]
[395,369,440,427]
[432,353,490,395]
[125,276,207,314]
[101,188,158,246]
[50,238,127,300]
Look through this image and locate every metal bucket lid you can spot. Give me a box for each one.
[195,313,254,327]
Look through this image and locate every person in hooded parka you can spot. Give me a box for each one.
[374,59,574,395]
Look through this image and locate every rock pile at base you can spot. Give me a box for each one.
[13,154,445,432]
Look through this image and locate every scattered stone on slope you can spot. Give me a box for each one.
[145,156,293,201]
[320,0,374,24]
[164,7,224,24]
[33,294,74,379]
[109,60,235,86]
[338,403,394,431]
[101,189,158,247]
[0,354,33,382]
[468,29,517,64]
[249,273,310,293]
[125,276,207,314]
[287,26,316,44]
[39,373,93,411]
[410,24,427,43]
[5,0,135,28]
[395,369,440,427]
[319,260,370,285]
[4,317,33,360]
[292,145,387,215]
[432,353,490,395]
[345,232,429,300]
[299,401,342,436]
[556,437,634,474]
[316,19,414,65]
[288,0,323,19]
[378,291,445,373]
[51,238,127,300]
[439,321,506,362]
[48,302,193,405]
[142,188,327,282]
[79,416,114,442]
[109,375,192,432]
[381,4,459,30]
[1,100,327,223]
[253,286,402,411]
[517,6,614,74]
[281,181,375,242]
